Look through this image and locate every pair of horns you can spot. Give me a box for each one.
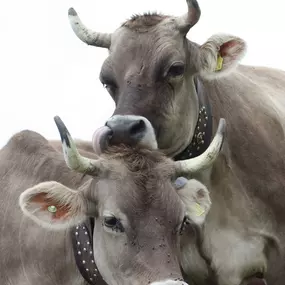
[68,0,201,49]
[54,116,225,177]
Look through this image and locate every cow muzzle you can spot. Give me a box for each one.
[92,115,158,154]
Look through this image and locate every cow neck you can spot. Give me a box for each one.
[174,76,213,161]
[70,219,106,285]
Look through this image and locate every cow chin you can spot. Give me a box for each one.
[93,115,158,153]
[155,123,195,158]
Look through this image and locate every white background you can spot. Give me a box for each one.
[0,0,284,148]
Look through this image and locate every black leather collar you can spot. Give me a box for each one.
[70,219,105,285]
[70,76,213,285]
[174,76,213,161]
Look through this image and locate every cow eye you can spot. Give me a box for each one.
[167,63,185,78]
[103,216,124,232]
[101,78,117,98]
[102,82,116,92]
[104,216,117,227]
[102,82,114,88]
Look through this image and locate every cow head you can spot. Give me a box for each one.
[19,116,226,285]
[68,0,246,157]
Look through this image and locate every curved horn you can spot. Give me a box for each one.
[175,118,226,175]
[176,0,201,34]
[68,8,112,48]
[54,116,103,175]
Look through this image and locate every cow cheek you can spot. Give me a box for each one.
[92,229,131,279]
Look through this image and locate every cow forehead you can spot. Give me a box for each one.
[110,21,184,59]
[93,167,184,222]
[86,147,183,220]
[105,28,186,85]
[96,171,177,202]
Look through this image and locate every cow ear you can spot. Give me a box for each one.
[176,178,211,225]
[197,34,247,80]
[19,181,87,230]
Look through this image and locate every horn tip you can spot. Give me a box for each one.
[187,0,200,10]
[68,7,77,17]
[53,115,60,122]
[53,116,71,148]
[54,115,63,129]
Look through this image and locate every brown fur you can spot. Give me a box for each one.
[98,144,175,210]
[102,144,171,172]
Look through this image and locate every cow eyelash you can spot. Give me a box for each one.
[101,81,118,99]
[102,82,116,89]
[103,216,125,233]
[100,75,117,88]
[168,63,185,77]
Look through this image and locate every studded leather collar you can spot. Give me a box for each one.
[174,76,213,161]
[70,76,213,285]
[70,219,106,285]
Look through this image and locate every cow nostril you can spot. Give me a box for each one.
[129,119,146,136]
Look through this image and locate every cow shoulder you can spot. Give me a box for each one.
[0,130,86,188]
[2,129,53,156]
[0,130,56,174]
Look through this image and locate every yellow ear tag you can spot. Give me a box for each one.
[194,203,205,217]
[215,54,224,71]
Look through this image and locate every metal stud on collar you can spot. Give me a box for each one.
[72,223,104,285]
[176,105,209,160]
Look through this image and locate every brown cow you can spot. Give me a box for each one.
[67,0,285,284]
[0,116,225,285]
